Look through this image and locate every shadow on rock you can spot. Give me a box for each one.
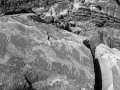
[83,40,102,90]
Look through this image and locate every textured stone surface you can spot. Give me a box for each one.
[0,13,94,90]
[0,0,65,15]
[95,44,120,90]
[1,0,120,90]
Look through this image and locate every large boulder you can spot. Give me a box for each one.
[0,13,94,90]
[95,44,120,90]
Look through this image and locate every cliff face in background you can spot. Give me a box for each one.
[0,0,120,90]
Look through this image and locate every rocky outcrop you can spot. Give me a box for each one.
[95,44,120,90]
[0,0,66,15]
[1,0,120,90]
[0,13,95,90]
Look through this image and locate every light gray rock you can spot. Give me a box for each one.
[95,44,120,90]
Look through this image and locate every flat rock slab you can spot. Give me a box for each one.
[95,44,120,90]
[0,13,94,90]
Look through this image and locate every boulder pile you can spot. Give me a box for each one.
[0,0,120,90]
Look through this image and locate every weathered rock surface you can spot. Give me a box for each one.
[0,0,66,15]
[0,13,94,90]
[1,0,120,90]
[95,44,120,90]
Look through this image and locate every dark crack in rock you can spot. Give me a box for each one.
[0,14,95,90]
[1,0,120,90]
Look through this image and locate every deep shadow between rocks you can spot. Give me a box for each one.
[4,8,33,15]
[83,40,102,90]
[94,58,102,90]
[27,15,72,31]
[28,15,46,23]
[12,75,36,90]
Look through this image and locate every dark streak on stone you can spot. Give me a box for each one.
[28,15,46,23]
[83,39,102,90]
[114,0,120,6]
[24,75,35,90]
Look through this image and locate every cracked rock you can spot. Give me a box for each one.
[0,14,95,90]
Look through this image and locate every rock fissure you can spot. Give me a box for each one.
[1,0,120,90]
[83,40,102,90]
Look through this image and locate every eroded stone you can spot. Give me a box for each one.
[0,13,94,90]
[95,44,120,90]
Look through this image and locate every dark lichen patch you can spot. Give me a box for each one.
[10,34,30,50]
[0,32,8,58]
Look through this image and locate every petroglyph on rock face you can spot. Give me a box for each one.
[0,14,95,90]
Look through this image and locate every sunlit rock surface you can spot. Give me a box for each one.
[95,44,120,90]
[0,13,94,90]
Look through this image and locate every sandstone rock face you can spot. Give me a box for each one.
[95,44,120,90]
[0,13,94,90]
